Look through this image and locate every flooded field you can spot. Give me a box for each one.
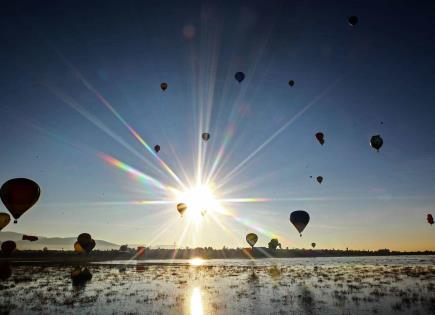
[0,256,434,315]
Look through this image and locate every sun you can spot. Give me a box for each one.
[175,183,221,223]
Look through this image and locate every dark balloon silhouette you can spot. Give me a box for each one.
[234,72,245,83]
[290,210,310,236]
[0,178,40,223]
[160,82,168,91]
[311,242,316,249]
[74,241,86,254]
[0,213,10,231]
[288,80,295,87]
[428,214,434,225]
[202,133,210,141]
[0,262,12,280]
[370,135,383,152]
[316,176,323,184]
[315,132,325,145]
[22,235,38,242]
[1,240,16,256]
[76,233,96,254]
[246,233,258,248]
[154,145,160,153]
[177,203,187,216]
[348,16,358,27]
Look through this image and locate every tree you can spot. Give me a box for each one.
[268,238,281,251]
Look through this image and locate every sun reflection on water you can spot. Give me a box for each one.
[190,287,204,315]
[189,257,204,266]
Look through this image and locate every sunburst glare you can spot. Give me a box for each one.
[174,183,222,223]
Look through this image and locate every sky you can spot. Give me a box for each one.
[1,1,435,251]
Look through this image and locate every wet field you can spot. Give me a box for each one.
[0,256,434,315]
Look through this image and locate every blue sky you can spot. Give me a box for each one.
[1,1,435,250]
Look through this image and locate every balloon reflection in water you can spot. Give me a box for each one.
[0,262,12,280]
[70,267,92,287]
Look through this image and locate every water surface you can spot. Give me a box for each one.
[0,256,434,314]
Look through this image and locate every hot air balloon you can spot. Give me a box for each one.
[311,242,316,249]
[316,176,323,184]
[0,178,40,223]
[348,16,358,27]
[77,233,96,254]
[177,203,187,216]
[0,213,10,231]
[22,235,38,242]
[427,214,434,225]
[315,132,325,145]
[154,145,160,153]
[136,246,145,257]
[234,72,245,83]
[160,82,168,91]
[202,133,210,141]
[290,210,310,236]
[288,80,295,87]
[370,135,383,152]
[1,240,16,256]
[74,241,87,254]
[246,233,258,248]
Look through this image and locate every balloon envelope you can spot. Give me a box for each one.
[74,241,86,254]
[315,132,324,145]
[22,235,38,242]
[311,242,316,248]
[348,16,358,27]
[77,233,95,254]
[246,233,258,247]
[202,133,210,141]
[160,82,168,91]
[316,176,323,184]
[136,246,145,257]
[290,210,310,236]
[288,80,295,87]
[177,203,187,216]
[0,178,40,223]
[370,135,383,151]
[1,240,16,256]
[154,145,160,153]
[234,72,245,83]
[428,214,434,225]
[0,213,10,231]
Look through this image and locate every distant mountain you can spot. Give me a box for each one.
[0,231,119,250]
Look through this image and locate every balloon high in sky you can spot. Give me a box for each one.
[290,211,310,237]
[0,1,435,251]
